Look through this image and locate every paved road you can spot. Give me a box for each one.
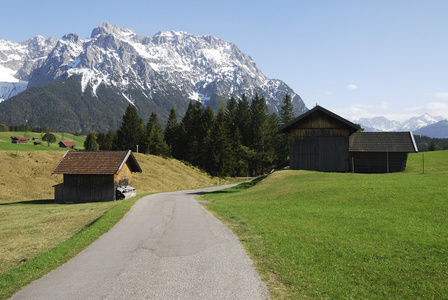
[11,185,270,300]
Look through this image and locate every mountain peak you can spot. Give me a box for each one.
[0,22,307,132]
[90,22,137,40]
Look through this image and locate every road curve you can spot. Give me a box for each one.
[11,185,270,300]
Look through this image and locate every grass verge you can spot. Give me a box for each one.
[0,193,147,300]
[203,151,448,299]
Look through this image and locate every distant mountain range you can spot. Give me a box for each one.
[0,22,307,133]
[355,114,448,138]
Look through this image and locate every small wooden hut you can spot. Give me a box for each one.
[280,105,418,173]
[52,151,142,203]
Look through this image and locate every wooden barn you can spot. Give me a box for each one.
[52,151,142,204]
[280,105,418,173]
[279,106,360,172]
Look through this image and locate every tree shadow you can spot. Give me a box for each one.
[0,199,55,206]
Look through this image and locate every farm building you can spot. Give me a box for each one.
[59,141,76,149]
[11,136,28,144]
[279,105,418,173]
[52,151,142,203]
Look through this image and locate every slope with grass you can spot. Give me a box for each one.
[0,150,223,299]
[204,151,448,299]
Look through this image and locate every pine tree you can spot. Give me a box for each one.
[249,93,269,175]
[115,104,145,152]
[279,94,295,125]
[146,112,170,157]
[206,104,234,176]
[164,108,180,157]
[97,130,115,150]
[84,133,99,151]
[278,94,295,162]
[235,94,251,146]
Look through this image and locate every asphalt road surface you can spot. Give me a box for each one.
[11,185,270,300]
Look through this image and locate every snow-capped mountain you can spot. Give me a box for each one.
[355,113,445,133]
[396,114,444,131]
[0,22,306,123]
[0,36,58,102]
[413,120,448,138]
[356,116,401,132]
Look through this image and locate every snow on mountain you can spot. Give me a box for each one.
[0,22,306,114]
[356,116,401,132]
[413,120,448,138]
[355,113,446,134]
[0,35,58,101]
[396,113,444,131]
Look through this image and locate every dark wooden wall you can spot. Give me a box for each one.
[56,174,115,203]
[288,111,352,172]
[349,152,408,173]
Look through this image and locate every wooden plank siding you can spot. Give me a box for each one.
[280,106,416,173]
[287,110,354,172]
[349,152,409,173]
[55,174,115,203]
[115,162,133,187]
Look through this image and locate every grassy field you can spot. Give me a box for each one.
[203,150,448,299]
[0,150,223,299]
[0,131,85,151]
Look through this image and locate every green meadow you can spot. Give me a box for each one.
[0,131,85,151]
[204,151,448,299]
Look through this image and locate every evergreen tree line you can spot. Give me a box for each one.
[0,123,53,133]
[87,93,296,177]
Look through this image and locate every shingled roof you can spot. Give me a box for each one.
[349,132,418,153]
[52,151,142,175]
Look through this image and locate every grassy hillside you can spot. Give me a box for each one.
[0,150,223,299]
[0,131,85,151]
[204,150,448,299]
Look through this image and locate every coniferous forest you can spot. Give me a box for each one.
[88,94,295,177]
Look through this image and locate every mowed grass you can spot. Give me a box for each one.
[203,150,448,299]
[0,150,223,299]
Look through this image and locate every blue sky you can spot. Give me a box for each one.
[2,0,448,121]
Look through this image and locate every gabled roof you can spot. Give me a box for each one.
[349,132,418,153]
[59,141,75,148]
[279,105,360,133]
[52,151,142,175]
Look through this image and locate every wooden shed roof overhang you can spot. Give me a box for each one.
[279,105,360,134]
[52,150,142,175]
[349,132,418,153]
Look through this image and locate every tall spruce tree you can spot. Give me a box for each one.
[278,93,295,162]
[115,104,145,152]
[249,93,269,175]
[235,94,251,146]
[164,108,181,157]
[146,112,170,157]
[206,104,234,176]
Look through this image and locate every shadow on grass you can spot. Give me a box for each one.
[0,199,55,206]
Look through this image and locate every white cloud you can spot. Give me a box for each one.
[435,92,448,100]
[346,84,358,90]
[405,102,448,117]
